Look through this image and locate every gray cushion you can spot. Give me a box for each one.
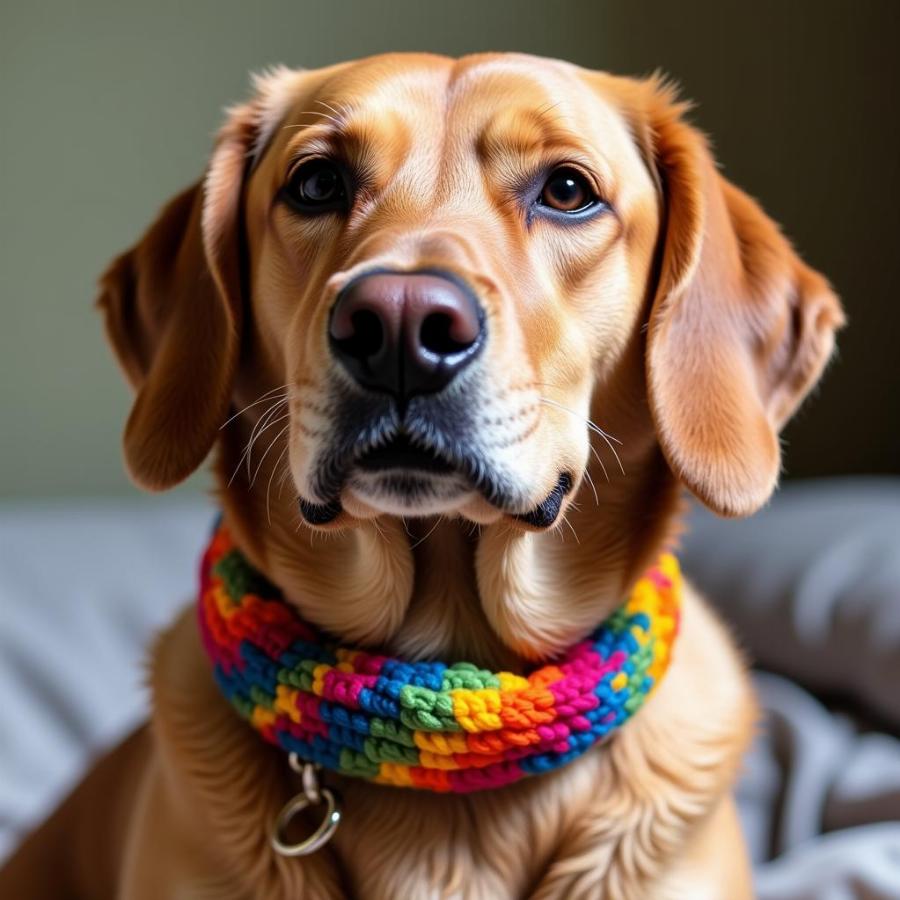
[683,478,900,729]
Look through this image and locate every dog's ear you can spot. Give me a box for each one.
[97,84,277,490]
[634,81,844,517]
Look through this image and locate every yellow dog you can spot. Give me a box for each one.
[2,53,842,898]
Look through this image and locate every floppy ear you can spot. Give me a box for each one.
[96,99,258,490]
[640,85,845,517]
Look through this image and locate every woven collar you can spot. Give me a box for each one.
[198,524,682,793]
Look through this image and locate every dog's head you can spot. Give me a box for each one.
[99,54,842,658]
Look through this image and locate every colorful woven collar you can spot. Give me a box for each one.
[198,524,682,794]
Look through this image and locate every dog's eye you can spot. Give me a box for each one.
[284,159,348,213]
[537,167,599,214]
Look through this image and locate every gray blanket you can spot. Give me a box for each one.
[684,479,900,898]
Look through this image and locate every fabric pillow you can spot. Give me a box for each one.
[682,478,900,730]
[0,496,211,859]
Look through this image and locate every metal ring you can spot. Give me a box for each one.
[270,787,341,857]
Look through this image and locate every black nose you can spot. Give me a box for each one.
[329,270,485,400]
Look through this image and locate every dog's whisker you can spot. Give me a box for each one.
[296,108,343,127]
[590,443,610,483]
[534,394,610,482]
[329,98,354,120]
[246,395,291,444]
[409,516,443,551]
[589,425,625,477]
[296,108,336,121]
[561,515,580,544]
[266,441,291,525]
[220,385,291,429]
[228,403,289,487]
[539,397,626,477]
[282,113,339,134]
[582,466,600,506]
[250,422,291,489]
[314,99,347,122]
[536,393,623,444]
[243,400,289,480]
[277,455,294,499]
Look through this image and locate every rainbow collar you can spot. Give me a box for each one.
[198,525,681,793]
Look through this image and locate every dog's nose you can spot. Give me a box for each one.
[329,271,484,399]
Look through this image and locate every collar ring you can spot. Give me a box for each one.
[270,784,342,857]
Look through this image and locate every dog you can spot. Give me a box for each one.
[1,52,843,898]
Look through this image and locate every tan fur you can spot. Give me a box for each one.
[1,52,842,898]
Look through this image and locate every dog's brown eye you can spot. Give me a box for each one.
[538,168,598,214]
[284,159,348,213]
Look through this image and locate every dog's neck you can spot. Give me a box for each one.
[392,516,521,667]
[216,413,680,668]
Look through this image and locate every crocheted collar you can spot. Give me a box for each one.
[198,523,682,794]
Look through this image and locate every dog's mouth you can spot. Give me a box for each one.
[345,431,480,518]
[356,434,457,475]
[299,430,573,528]
[297,387,575,528]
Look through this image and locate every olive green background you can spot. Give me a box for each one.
[2,0,897,498]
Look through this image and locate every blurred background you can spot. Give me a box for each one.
[2,2,899,896]
[1,0,898,498]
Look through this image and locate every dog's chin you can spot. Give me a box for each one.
[343,469,482,519]
[299,467,574,529]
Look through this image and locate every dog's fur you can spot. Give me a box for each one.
[1,53,843,898]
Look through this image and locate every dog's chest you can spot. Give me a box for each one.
[331,755,603,899]
[150,586,753,900]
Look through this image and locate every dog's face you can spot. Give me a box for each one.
[99,54,842,658]
[241,56,658,528]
